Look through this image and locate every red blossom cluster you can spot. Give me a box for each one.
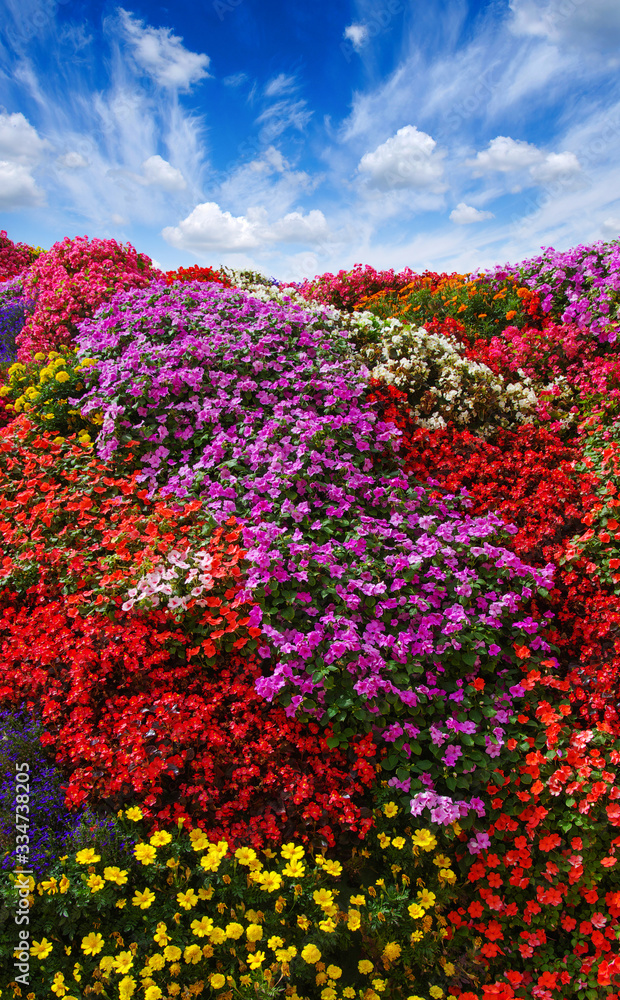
[0,230,39,281]
[164,264,232,287]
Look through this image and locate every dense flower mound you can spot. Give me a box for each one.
[0,278,34,365]
[291,262,422,313]
[483,239,620,343]
[73,281,557,817]
[0,229,42,281]
[164,264,232,288]
[15,235,162,361]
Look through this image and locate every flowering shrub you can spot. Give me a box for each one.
[0,347,100,436]
[353,318,540,434]
[0,229,42,281]
[482,240,620,343]
[165,264,232,288]
[289,263,420,313]
[73,282,557,819]
[0,804,465,1000]
[15,235,162,361]
[0,278,34,364]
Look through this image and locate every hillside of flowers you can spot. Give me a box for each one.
[0,229,619,1000]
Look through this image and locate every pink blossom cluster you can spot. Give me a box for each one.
[288,262,420,312]
[16,235,163,361]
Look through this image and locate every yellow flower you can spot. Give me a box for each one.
[132,888,155,909]
[246,923,263,942]
[275,946,298,962]
[433,854,452,868]
[99,956,114,974]
[358,959,374,974]
[313,888,334,910]
[280,842,305,861]
[392,837,406,850]
[372,980,387,993]
[417,889,436,908]
[235,846,258,866]
[439,868,456,884]
[350,894,365,906]
[55,370,70,383]
[134,843,157,865]
[322,859,342,876]
[318,917,336,932]
[189,829,210,851]
[225,922,244,940]
[210,975,226,989]
[247,950,266,970]
[150,830,172,847]
[343,990,356,999]
[40,877,58,894]
[183,943,202,964]
[200,853,222,873]
[34,352,46,361]
[125,806,143,821]
[118,978,136,1000]
[104,866,128,885]
[408,903,425,919]
[163,945,182,962]
[190,916,214,938]
[321,990,337,1000]
[258,870,283,892]
[301,944,321,964]
[86,874,105,893]
[144,988,162,1000]
[377,832,391,849]
[113,952,134,974]
[81,933,104,956]
[410,931,423,944]
[347,909,361,931]
[382,801,399,817]
[267,935,285,950]
[75,848,100,865]
[297,914,311,931]
[382,942,401,962]
[444,962,455,977]
[282,859,305,878]
[210,927,227,945]
[412,829,437,852]
[148,954,165,971]
[429,989,444,999]
[326,964,342,979]
[177,889,198,910]
[116,898,127,908]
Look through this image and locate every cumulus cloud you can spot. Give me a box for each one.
[118,8,211,90]
[469,136,542,173]
[469,136,582,189]
[450,202,495,224]
[162,202,330,253]
[0,160,45,208]
[358,125,445,191]
[0,110,49,164]
[141,154,186,190]
[509,0,620,50]
[343,23,369,51]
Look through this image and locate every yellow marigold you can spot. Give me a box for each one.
[301,944,321,964]
[408,902,425,919]
[313,888,335,910]
[297,914,311,930]
[183,943,202,964]
[235,846,258,866]
[382,802,399,817]
[282,859,305,878]
[31,937,53,959]
[125,806,143,821]
[210,975,226,989]
[326,964,342,979]
[350,894,365,906]
[118,977,136,1000]
[103,866,128,885]
[209,927,227,945]
[134,843,157,865]
[392,837,406,850]
[75,848,100,865]
[150,830,172,847]
[54,370,70,383]
[347,909,361,931]
[246,923,263,942]
[258,870,283,892]
[177,889,198,910]
[81,933,104,956]
[411,829,437,851]
[113,952,134,974]
[247,950,266,970]
[429,989,444,999]
[281,842,305,861]
[131,888,155,909]
[225,922,244,940]
[382,942,401,962]
[145,987,162,1000]
[417,889,436,908]
[163,945,182,962]
[322,859,342,876]
[190,916,214,938]
[86,875,105,893]
[358,959,374,974]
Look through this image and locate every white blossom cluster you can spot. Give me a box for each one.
[121,547,216,615]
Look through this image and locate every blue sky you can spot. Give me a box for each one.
[1,0,620,280]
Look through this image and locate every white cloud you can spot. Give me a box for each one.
[0,110,49,164]
[141,154,186,190]
[529,150,581,184]
[358,125,445,191]
[469,136,542,173]
[118,8,211,90]
[344,23,369,51]
[255,99,313,142]
[509,0,620,50]
[450,202,495,224]
[264,73,296,98]
[57,151,88,168]
[223,72,248,88]
[162,202,330,253]
[601,217,620,238]
[0,160,45,208]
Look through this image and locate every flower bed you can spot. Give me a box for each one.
[0,231,619,1000]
